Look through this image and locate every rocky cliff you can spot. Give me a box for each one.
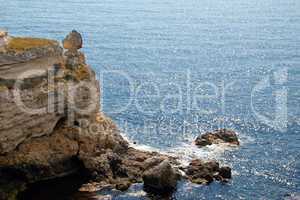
[0,30,233,199]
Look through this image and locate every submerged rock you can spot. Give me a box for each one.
[143,160,181,193]
[195,129,239,147]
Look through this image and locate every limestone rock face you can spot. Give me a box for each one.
[195,129,239,147]
[0,31,101,155]
[0,123,80,182]
[0,32,97,152]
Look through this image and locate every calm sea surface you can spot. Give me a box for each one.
[1,0,300,199]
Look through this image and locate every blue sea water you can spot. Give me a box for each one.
[1,0,300,199]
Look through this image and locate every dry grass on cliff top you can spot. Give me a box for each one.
[7,37,58,51]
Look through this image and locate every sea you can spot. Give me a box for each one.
[1,0,299,199]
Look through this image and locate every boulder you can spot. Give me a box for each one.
[0,29,8,37]
[185,159,217,184]
[62,30,82,51]
[185,159,232,184]
[195,129,239,147]
[143,160,180,193]
[0,29,9,48]
[218,166,231,179]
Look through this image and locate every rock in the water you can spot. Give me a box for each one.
[116,180,131,191]
[195,129,239,147]
[185,159,232,184]
[218,166,231,179]
[63,30,83,51]
[185,159,216,184]
[143,160,180,193]
[284,193,300,200]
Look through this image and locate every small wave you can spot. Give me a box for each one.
[120,131,163,152]
[121,131,254,166]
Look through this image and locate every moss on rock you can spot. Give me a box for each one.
[7,37,58,52]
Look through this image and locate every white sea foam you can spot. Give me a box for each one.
[121,131,254,166]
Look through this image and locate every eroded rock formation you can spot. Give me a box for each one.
[195,129,240,147]
[0,31,234,199]
[184,159,232,184]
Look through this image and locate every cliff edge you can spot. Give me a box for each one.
[0,30,233,199]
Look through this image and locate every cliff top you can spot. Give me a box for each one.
[0,31,63,67]
[6,37,59,52]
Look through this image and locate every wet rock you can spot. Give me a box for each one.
[79,181,113,192]
[195,129,239,147]
[143,160,180,193]
[284,193,300,200]
[63,30,82,51]
[218,166,231,179]
[116,180,131,191]
[185,159,232,185]
[185,159,216,184]
[194,138,212,147]
[143,157,165,170]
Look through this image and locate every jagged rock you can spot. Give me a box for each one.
[185,159,232,184]
[185,159,216,184]
[63,30,82,51]
[143,160,180,193]
[0,122,80,182]
[195,129,239,147]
